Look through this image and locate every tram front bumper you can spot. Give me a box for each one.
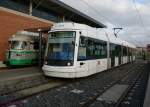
[42,65,78,78]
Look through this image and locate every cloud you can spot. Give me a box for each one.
[60,0,150,47]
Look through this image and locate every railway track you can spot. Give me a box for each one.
[117,62,149,107]
[0,66,37,72]
[0,75,68,106]
[0,61,148,107]
[85,62,148,107]
[0,75,59,95]
[0,67,10,71]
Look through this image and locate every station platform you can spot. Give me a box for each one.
[143,62,150,107]
[0,61,6,68]
[0,67,42,83]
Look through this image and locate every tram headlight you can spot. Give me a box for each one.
[67,62,71,66]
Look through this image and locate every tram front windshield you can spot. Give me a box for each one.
[45,31,75,66]
[9,41,27,50]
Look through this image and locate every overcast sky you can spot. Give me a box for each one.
[60,0,150,47]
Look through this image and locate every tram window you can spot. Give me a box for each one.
[87,38,107,59]
[87,39,94,59]
[115,45,118,56]
[78,36,87,60]
[129,48,132,56]
[115,45,121,56]
[29,43,34,50]
[101,42,107,57]
[110,44,115,57]
[94,42,102,58]
[22,42,26,49]
[80,36,86,46]
[10,41,27,50]
[123,46,127,56]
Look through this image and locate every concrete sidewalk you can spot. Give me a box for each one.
[0,61,6,68]
[143,72,150,107]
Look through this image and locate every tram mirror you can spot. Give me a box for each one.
[79,31,82,35]
[72,41,75,46]
[80,36,86,45]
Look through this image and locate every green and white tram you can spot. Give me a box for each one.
[5,31,39,66]
[42,22,136,78]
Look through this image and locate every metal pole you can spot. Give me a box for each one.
[62,16,65,22]
[106,33,111,69]
[38,29,42,70]
[29,0,33,16]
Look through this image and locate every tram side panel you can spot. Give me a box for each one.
[114,45,122,66]
[75,34,89,77]
[76,35,108,77]
[7,50,38,66]
[43,33,135,78]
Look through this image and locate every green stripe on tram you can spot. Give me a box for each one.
[9,59,37,66]
[6,50,38,66]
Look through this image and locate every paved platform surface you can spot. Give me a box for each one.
[97,84,129,103]
[0,61,6,68]
[0,67,42,83]
[143,62,150,107]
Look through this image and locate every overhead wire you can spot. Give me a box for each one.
[81,0,142,46]
[132,0,147,34]
[131,0,149,46]
[81,0,115,25]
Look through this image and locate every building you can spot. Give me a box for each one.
[147,44,150,52]
[0,0,105,63]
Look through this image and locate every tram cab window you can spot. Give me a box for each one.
[10,41,27,50]
[45,31,75,66]
[78,36,87,60]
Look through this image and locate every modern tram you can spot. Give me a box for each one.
[5,31,39,66]
[42,22,136,78]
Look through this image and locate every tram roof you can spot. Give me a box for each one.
[31,0,106,28]
[9,31,39,41]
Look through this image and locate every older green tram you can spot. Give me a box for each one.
[5,31,39,66]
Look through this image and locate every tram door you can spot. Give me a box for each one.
[118,48,122,65]
[119,55,121,65]
[76,36,88,75]
[111,56,115,67]
[110,44,115,67]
